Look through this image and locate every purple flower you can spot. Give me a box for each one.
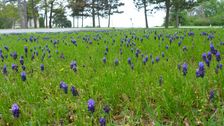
[12,64,18,72]
[205,59,210,67]
[24,46,28,53]
[145,55,148,62]
[71,86,79,96]
[21,71,26,81]
[102,57,106,63]
[209,89,215,101]
[196,62,205,78]
[103,105,110,113]
[131,64,134,70]
[135,51,139,58]
[2,64,7,74]
[20,57,24,65]
[12,52,17,60]
[183,46,187,51]
[182,63,187,76]
[88,99,95,113]
[161,52,165,57]
[114,58,119,65]
[207,52,212,61]
[151,59,154,64]
[22,65,26,71]
[210,44,217,54]
[128,58,131,65]
[60,81,68,94]
[219,64,223,69]
[156,57,160,62]
[11,103,20,118]
[216,52,221,62]
[70,61,77,69]
[199,62,204,71]
[99,117,106,126]
[178,41,182,46]
[40,64,44,71]
[202,53,207,61]
[188,31,194,36]
[165,45,169,50]
[143,58,147,65]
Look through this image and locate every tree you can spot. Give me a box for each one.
[105,0,124,28]
[27,0,40,28]
[0,2,19,28]
[49,0,56,28]
[52,4,71,28]
[67,0,86,27]
[134,0,151,28]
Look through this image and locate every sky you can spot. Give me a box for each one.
[67,0,166,28]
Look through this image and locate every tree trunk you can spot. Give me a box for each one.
[49,1,53,28]
[108,7,111,28]
[165,0,170,28]
[31,0,37,28]
[92,0,95,27]
[77,16,79,28]
[143,0,148,28]
[44,0,48,28]
[23,0,28,28]
[18,0,23,28]
[98,12,100,27]
[73,16,75,27]
[82,12,84,28]
[175,9,179,28]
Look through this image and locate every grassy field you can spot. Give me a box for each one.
[0,29,223,125]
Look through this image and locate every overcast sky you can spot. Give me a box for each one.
[67,0,166,28]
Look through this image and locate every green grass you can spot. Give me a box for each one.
[0,29,224,125]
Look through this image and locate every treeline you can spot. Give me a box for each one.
[0,0,223,29]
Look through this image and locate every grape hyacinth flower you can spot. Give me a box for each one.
[22,65,26,71]
[60,81,68,94]
[210,44,217,54]
[209,89,215,101]
[24,46,28,53]
[2,64,7,74]
[207,51,212,61]
[11,103,20,118]
[202,53,207,61]
[12,64,18,72]
[99,117,106,126]
[88,99,95,113]
[71,86,79,96]
[219,64,223,69]
[151,59,154,64]
[131,64,134,70]
[216,52,221,62]
[114,59,119,65]
[21,71,26,81]
[102,57,106,63]
[128,58,131,65]
[40,64,44,71]
[182,63,188,76]
[162,52,165,57]
[20,56,24,65]
[143,58,147,65]
[156,57,160,62]
[205,59,210,67]
[196,62,205,78]
[70,61,77,69]
[12,52,17,60]
[103,105,110,113]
